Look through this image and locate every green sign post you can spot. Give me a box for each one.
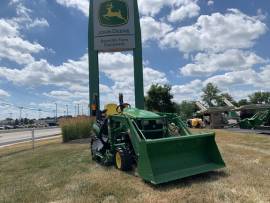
[88,0,144,115]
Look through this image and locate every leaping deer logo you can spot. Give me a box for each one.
[103,2,127,23]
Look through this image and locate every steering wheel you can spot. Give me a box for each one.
[168,122,180,136]
[116,103,131,113]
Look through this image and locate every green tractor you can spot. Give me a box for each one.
[91,94,225,184]
[239,109,270,129]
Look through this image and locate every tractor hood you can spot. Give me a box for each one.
[123,108,161,119]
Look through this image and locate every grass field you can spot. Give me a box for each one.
[0,130,269,203]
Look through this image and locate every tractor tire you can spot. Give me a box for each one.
[114,148,132,171]
[90,137,103,161]
[90,138,97,161]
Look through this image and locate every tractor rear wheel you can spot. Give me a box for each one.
[114,148,132,171]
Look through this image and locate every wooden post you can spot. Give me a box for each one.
[32,128,35,150]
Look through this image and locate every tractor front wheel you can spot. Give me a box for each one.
[114,148,132,171]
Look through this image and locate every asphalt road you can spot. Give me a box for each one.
[0,128,61,147]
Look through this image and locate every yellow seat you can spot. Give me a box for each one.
[191,118,203,128]
[104,103,118,116]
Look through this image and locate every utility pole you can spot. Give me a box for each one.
[66,105,69,117]
[77,104,80,116]
[82,105,84,116]
[38,109,41,119]
[9,113,13,125]
[19,107,23,120]
[55,103,58,121]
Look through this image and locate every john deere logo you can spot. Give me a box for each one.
[99,0,129,27]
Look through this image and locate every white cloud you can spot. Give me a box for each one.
[73,99,89,105]
[171,66,270,102]
[1,1,269,108]
[68,84,89,92]
[200,68,270,101]
[27,18,49,29]
[161,9,267,53]
[0,89,10,97]
[99,52,168,105]
[141,16,173,43]
[0,2,48,65]
[99,84,111,93]
[167,1,200,22]
[207,0,214,6]
[204,67,270,89]
[180,49,266,76]
[0,52,168,106]
[57,0,199,20]
[0,54,88,87]
[43,90,73,100]
[0,19,40,64]
[138,0,199,18]
[0,19,18,36]
[10,1,49,29]
[138,0,167,16]
[38,102,57,110]
[0,36,44,65]
[11,1,32,17]
[56,0,89,16]
[99,53,168,86]
[172,79,202,101]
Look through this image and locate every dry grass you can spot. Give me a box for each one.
[0,130,269,203]
[60,116,94,142]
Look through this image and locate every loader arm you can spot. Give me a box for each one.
[121,108,225,184]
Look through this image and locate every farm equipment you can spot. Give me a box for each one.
[90,94,225,184]
[187,118,204,128]
[239,109,270,129]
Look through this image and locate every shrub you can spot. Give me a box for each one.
[60,116,95,142]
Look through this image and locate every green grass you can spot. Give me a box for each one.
[0,130,269,202]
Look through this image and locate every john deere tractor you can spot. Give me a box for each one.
[91,94,225,184]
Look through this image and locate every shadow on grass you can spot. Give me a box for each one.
[146,170,228,190]
[0,148,32,159]
[64,138,91,144]
[0,142,60,159]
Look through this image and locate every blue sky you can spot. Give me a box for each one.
[0,0,270,119]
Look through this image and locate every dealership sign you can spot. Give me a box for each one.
[93,0,135,51]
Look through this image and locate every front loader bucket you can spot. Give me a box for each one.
[137,133,225,184]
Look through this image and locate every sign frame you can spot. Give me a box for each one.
[93,0,136,52]
[89,0,144,115]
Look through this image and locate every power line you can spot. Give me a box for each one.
[0,100,60,120]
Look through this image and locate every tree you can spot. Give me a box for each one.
[248,92,270,104]
[176,101,198,120]
[23,118,29,124]
[201,83,222,107]
[14,119,19,126]
[220,93,238,106]
[145,84,176,112]
[238,99,249,106]
[29,119,35,125]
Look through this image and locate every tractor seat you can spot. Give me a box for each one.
[104,103,118,116]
